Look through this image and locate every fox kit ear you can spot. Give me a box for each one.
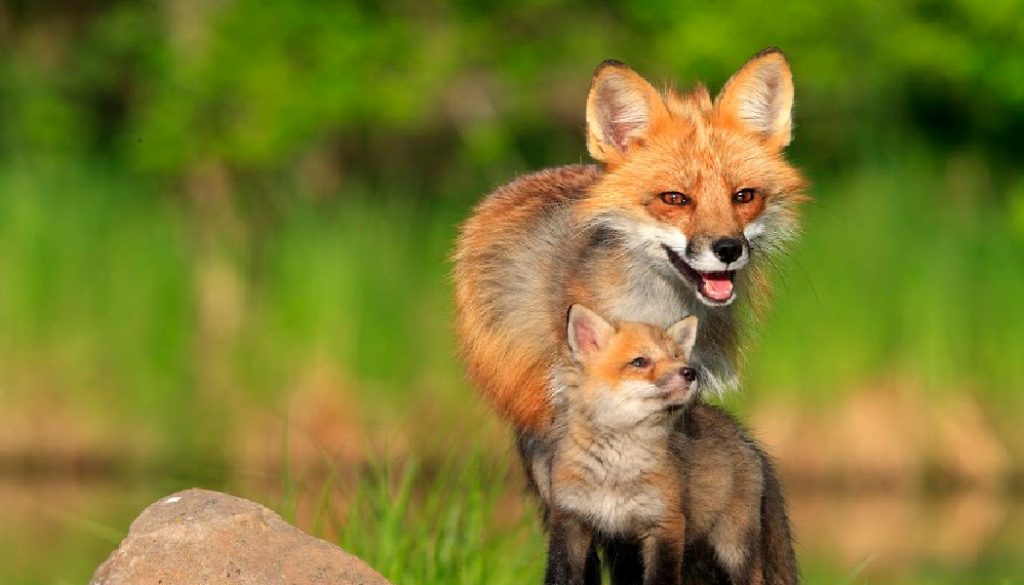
[667,315,699,359]
[586,60,667,164]
[715,48,794,150]
[567,304,615,360]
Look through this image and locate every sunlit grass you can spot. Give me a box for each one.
[744,154,1024,407]
[327,458,544,585]
[4,154,1021,443]
[308,460,1023,585]
[1,154,1023,583]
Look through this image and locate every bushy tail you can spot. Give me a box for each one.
[758,450,800,585]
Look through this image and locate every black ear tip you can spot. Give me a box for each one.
[752,46,788,62]
[594,59,630,76]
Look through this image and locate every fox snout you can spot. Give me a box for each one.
[686,234,749,270]
[656,366,698,406]
[711,237,744,264]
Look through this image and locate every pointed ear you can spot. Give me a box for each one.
[715,48,794,150]
[667,315,699,359]
[566,304,615,360]
[586,60,667,164]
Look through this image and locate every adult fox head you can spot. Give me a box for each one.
[581,48,807,307]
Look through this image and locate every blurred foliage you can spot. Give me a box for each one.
[0,0,1022,462]
[0,0,1022,461]
[2,0,1024,185]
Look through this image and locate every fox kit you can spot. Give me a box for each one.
[453,48,807,434]
[543,306,797,585]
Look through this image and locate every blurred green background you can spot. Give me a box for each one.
[2,1,1024,584]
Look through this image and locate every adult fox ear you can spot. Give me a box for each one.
[586,60,667,165]
[567,304,615,361]
[715,48,794,151]
[667,315,699,359]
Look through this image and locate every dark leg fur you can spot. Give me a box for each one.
[545,510,593,585]
[609,537,730,585]
[606,537,643,585]
[642,535,684,585]
[681,538,731,585]
[520,430,602,585]
[757,451,799,585]
[721,528,764,585]
[585,544,602,585]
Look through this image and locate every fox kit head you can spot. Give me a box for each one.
[563,304,699,430]
[582,48,807,307]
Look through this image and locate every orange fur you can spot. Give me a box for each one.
[581,322,687,393]
[453,50,808,431]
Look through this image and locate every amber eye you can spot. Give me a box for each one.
[733,188,756,204]
[681,367,697,382]
[659,191,691,206]
[629,357,650,368]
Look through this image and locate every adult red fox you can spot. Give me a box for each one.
[542,305,797,585]
[454,48,807,432]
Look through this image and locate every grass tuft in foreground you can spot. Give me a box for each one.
[327,458,544,585]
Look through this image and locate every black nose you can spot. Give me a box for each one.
[712,238,743,264]
[681,367,697,382]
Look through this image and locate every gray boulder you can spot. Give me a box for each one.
[90,488,391,585]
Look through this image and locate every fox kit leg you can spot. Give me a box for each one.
[641,531,685,585]
[680,538,731,585]
[735,546,765,585]
[544,509,594,585]
[605,537,643,585]
[710,524,763,585]
[641,505,685,585]
[758,453,800,585]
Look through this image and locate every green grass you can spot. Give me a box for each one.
[0,161,195,440]
[2,152,1022,448]
[0,153,1019,461]
[312,459,1024,585]
[744,153,1024,406]
[329,458,544,585]
[2,154,1023,583]
[9,457,1022,585]
[4,153,1019,428]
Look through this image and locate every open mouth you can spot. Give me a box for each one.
[663,246,736,305]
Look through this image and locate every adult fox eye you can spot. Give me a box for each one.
[629,357,650,368]
[681,367,697,382]
[733,188,756,204]
[659,191,691,206]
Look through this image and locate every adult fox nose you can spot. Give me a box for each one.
[712,237,744,264]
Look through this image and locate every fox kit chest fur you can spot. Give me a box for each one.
[454,49,807,432]
[543,307,797,585]
[554,424,679,537]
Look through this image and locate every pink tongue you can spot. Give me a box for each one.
[700,273,734,301]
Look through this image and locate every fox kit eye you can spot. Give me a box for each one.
[659,191,691,206]
[732,188,757,204]
[681,367,697,382]
[629,356,650,368]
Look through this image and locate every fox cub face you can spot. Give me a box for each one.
[581,49,807,307]
[564,304,699,430]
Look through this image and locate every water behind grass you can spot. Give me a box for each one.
[4,460,1024,585]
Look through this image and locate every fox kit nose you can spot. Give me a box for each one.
[712,238,744,264]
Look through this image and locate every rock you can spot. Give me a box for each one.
[90,488,392,585]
